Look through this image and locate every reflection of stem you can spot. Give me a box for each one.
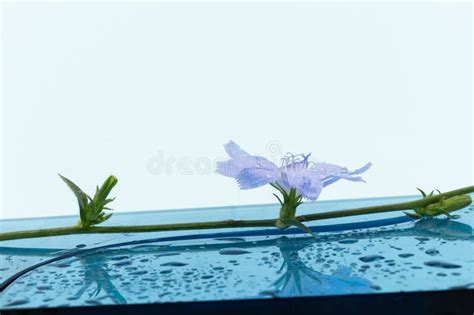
[274,241,322,294]
[1,186,472,241]
[272,239,373,296]
[71,255,127,304]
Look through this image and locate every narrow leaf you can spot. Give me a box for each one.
[273,193,283,206]
[403,211,421,219]
[59,174,90,223]
[93,176,118,205]
[292,219,316,237]
[416,188,426,198]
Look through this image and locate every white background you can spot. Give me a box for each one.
[1,2,472,219]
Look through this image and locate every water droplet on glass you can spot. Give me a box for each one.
[109,255,130,261]
[36,285,52,291]
[160,269,173,274]
[113,261,132,267]
[155,253,180,258]
[338,239,359,244]
[219,248,251,255]
[424,261,461,269]
[425,249,439,256]
[214,238,246,242]
[160,262,188,267]
[359,255,385,263]
[415,237,430,242]
[129,270,148,276]
[5,299,30,306]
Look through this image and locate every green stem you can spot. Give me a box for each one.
[297,186,474,222]
[1,186,472,242]
[0,219,277,242]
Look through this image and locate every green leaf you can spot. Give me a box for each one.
[273,193,283,206]
[93,176,118,205]
[104,198,115,204]
[94,213,113,225]
[416,188,426,198]
[270,182,288,198]
[403,211,422,219]
[292,219,316,237]
[59,174,117,227]
[59,174,90,223]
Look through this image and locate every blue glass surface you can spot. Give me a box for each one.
[1,195,473,309]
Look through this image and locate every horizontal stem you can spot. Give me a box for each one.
[1,186,472,242]
[297,185,474,222]
[0,219,277,241]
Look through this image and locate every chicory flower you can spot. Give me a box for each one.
[216,141,372,232]
[216,141,371,201]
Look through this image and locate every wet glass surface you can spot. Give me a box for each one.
[1,195,473,309]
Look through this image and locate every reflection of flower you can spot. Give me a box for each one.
[71,255,126,304]
[272,239,375,297]
[217,141,371,201]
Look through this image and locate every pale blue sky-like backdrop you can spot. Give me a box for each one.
[1,2,472,219]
